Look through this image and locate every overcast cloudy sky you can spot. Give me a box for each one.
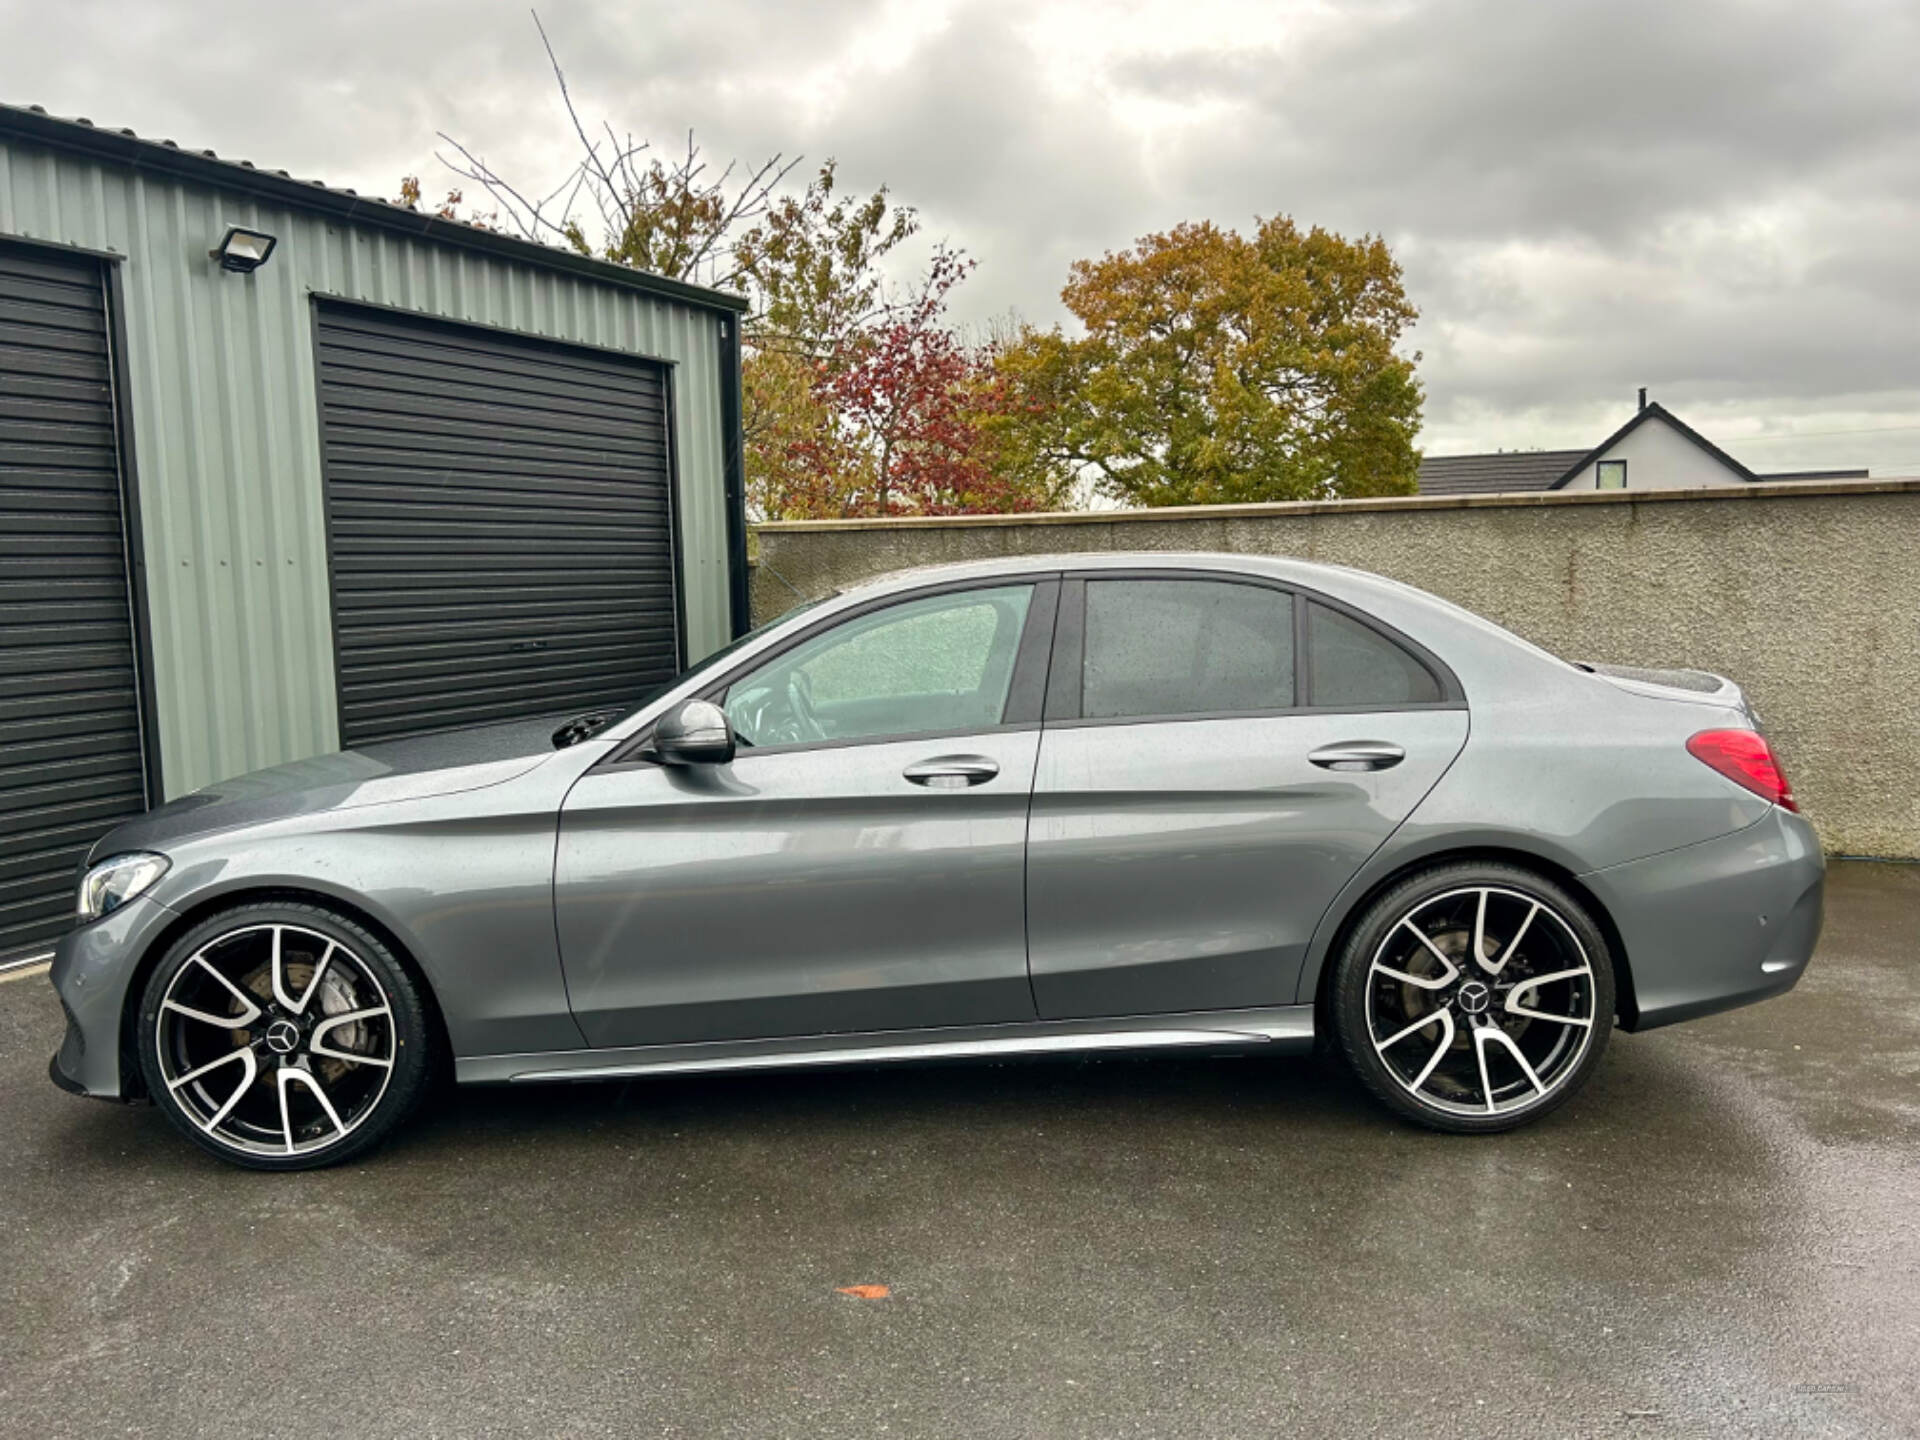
[7,0,1919,471]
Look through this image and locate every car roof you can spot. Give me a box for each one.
[848,550,1345,594]
[602,551,1576,745]
[826,551,1572,692]
[842,551,1445,623]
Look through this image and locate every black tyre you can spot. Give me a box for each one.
[135,901,435,1170]
[1330,862,1615,1134]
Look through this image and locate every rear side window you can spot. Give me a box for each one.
[1082,579,1295,720]
[1307,602,1442,707]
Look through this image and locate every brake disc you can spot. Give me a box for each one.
[234,958,363,1084]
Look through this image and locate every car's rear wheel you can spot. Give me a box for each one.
[1330,862,1615,1133]
[135,902,434,1170]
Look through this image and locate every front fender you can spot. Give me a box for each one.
[49,893,181,1099]
[131,764,589,1061]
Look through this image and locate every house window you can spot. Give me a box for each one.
[1596,460,1628,490]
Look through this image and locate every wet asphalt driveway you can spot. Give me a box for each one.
[2,860,1916,1439]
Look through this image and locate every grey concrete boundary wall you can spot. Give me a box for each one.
[753,478,1920,858]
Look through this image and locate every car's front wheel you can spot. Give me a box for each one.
[135,901,435,1169]
[1330,862,1615,1133]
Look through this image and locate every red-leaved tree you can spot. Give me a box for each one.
[771,251,1061,518]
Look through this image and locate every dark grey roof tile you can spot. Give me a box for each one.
[1417,450,1589,496]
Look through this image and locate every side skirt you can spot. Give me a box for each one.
[457,1005,1316,1085]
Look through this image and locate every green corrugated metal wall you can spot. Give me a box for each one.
[0,136,734,799]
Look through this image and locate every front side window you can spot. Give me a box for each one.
[1596,459,1627,490]
[1307,602,1442,707]
[1081,579,1295,721]
[724,585,1034,748]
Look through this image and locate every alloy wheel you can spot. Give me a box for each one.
[1363,886,1599,1118]
[153,923,396,1158]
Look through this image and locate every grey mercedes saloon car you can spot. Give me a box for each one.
[48,554,1823,1169]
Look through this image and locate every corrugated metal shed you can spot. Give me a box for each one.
[0,103,746,800]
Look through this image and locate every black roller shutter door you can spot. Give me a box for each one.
[0,244,148,959]
[315,304,680,748]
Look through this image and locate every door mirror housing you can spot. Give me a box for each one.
[652,699,736,766]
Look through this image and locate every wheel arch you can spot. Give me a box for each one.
[1302,844,1639,1032]
[116,884,454,1101]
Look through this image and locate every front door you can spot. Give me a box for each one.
[1026,575,1469,1019]
[554,579,1057,1047]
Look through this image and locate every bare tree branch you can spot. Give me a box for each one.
[533,8,630,239]
[428,11,834,297]
[432,135,564,244]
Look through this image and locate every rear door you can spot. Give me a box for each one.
[1025,573,1468,1019]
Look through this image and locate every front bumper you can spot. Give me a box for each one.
[46,893,180,1101]
[1584,805,1825,1031]
[48,1052,88,1095]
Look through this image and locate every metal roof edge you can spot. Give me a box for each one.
[0,102,751,315]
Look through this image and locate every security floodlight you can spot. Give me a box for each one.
[210,226,277,273]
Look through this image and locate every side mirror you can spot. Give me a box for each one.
[653,699,735,766]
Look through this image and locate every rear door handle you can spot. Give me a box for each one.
[903,755,1000,789]
[1308,740,1406,772]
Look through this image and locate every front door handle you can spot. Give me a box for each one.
[903,755,1001,789]
[1308,740,1406,772]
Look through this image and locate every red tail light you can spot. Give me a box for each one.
[1687,729,1797,811]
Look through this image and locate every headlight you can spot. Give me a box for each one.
[76,853,170,922]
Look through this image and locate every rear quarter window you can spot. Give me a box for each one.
[1308,602,1442,707]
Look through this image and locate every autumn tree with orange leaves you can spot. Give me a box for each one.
[986,218,1423,505]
